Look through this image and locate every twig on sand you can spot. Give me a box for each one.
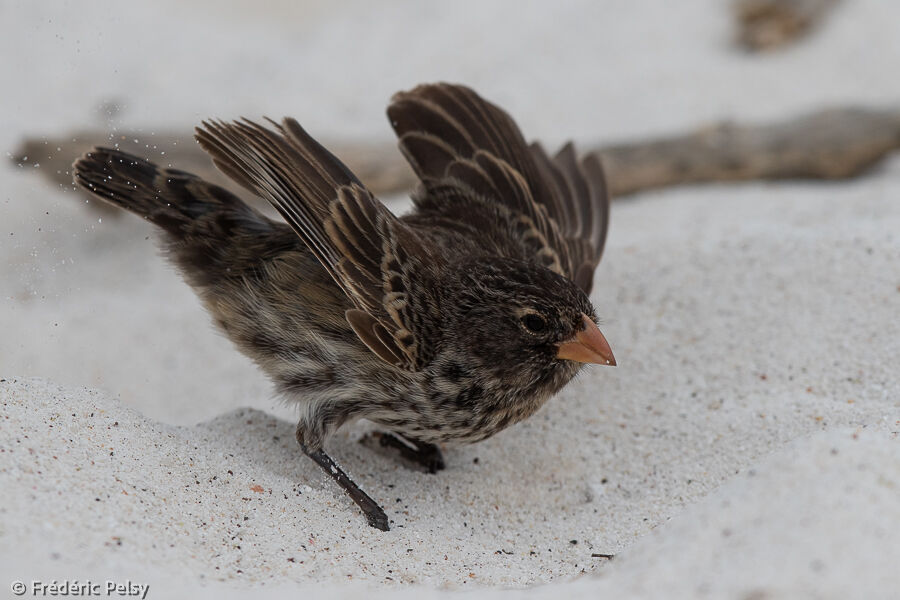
[734,0,840,51]
[597,106,900,196]
[12,105,900,207]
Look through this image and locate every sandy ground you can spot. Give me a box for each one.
[2,1,899,598]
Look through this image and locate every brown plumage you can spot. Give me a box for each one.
[72,83,615,531]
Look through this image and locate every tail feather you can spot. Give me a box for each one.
[72,147,267,238]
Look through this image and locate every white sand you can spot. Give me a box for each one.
[2,1,899,598]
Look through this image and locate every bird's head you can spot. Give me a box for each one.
[447,258,615,395]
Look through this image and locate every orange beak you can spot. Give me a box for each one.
[556,314,616,366]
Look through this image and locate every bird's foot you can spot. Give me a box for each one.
[370,432,446,474]
[301,445,390,531]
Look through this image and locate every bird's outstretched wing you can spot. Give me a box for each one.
[196,118,441,371]
[388,83,609,294]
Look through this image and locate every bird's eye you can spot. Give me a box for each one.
[521,313,547,333]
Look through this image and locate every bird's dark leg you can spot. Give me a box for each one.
[378,432,446,474]
[300,444,389,531]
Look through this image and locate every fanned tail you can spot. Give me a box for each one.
[73,147,268,238]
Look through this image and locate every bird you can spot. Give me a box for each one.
[72,83,615,531]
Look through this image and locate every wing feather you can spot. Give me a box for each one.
[388,83,610,293]
[196,118,437,370]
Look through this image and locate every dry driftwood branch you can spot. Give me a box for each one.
[735,0,839,51]
[11,105,900,206]
[597,107,900,196]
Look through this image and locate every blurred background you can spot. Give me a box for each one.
[3,0,899,424]
[5,1,899,148]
